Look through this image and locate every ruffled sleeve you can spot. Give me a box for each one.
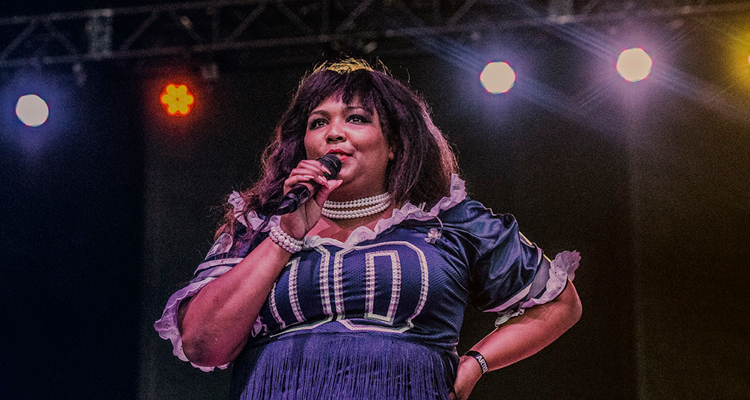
[439,199,579,326]
[153,192,273,371]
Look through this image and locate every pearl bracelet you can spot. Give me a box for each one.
[269,225,303,254]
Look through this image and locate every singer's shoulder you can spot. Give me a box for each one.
[439,197,516,225]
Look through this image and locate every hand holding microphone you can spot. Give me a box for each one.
[274,154,342,216]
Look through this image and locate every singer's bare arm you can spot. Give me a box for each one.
[179,238,292,366]
[451,282,582,400]
[178,161,340,367]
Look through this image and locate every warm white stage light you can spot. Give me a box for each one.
[480,62,516,94]
[617,48,652,82]
[15,94,50,127]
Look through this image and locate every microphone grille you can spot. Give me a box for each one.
[318,154,342,179]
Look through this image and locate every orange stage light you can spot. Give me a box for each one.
[160,84,195,116]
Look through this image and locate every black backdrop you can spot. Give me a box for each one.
[2,11,749,400]
[1,67,143,399]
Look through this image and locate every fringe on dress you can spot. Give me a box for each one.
[230,332,458,400]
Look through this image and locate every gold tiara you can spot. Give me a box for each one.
[317,58,375,74]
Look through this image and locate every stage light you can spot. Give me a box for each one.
[15,94,50,127]
[160,84,194,116]
[617,48,652,82]
[480,62,516,94]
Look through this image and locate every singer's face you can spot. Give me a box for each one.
[305,95,393,200]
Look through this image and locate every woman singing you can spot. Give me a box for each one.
[155,59,582,400]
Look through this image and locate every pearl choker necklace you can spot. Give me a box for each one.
[322,193,391,219]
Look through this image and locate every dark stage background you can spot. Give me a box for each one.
[1,3,749,400]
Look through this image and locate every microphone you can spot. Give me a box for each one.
[273,154,342,215]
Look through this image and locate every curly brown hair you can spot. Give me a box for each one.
[217,59,458,239]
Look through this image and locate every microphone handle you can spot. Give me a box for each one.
[274,183,315,215]
[273,154,342,215]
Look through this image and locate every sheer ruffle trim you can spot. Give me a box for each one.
[311,174,466,248]
[228,191,280,232]
[227,174,467,248]
[153,270,265,372]
[495,250,580,327]
[153,277,228,371]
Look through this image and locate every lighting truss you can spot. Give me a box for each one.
[1,0,748,69]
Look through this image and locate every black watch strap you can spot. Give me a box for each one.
[465,350,489,375]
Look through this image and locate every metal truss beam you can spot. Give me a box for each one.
[1,0,748,69]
